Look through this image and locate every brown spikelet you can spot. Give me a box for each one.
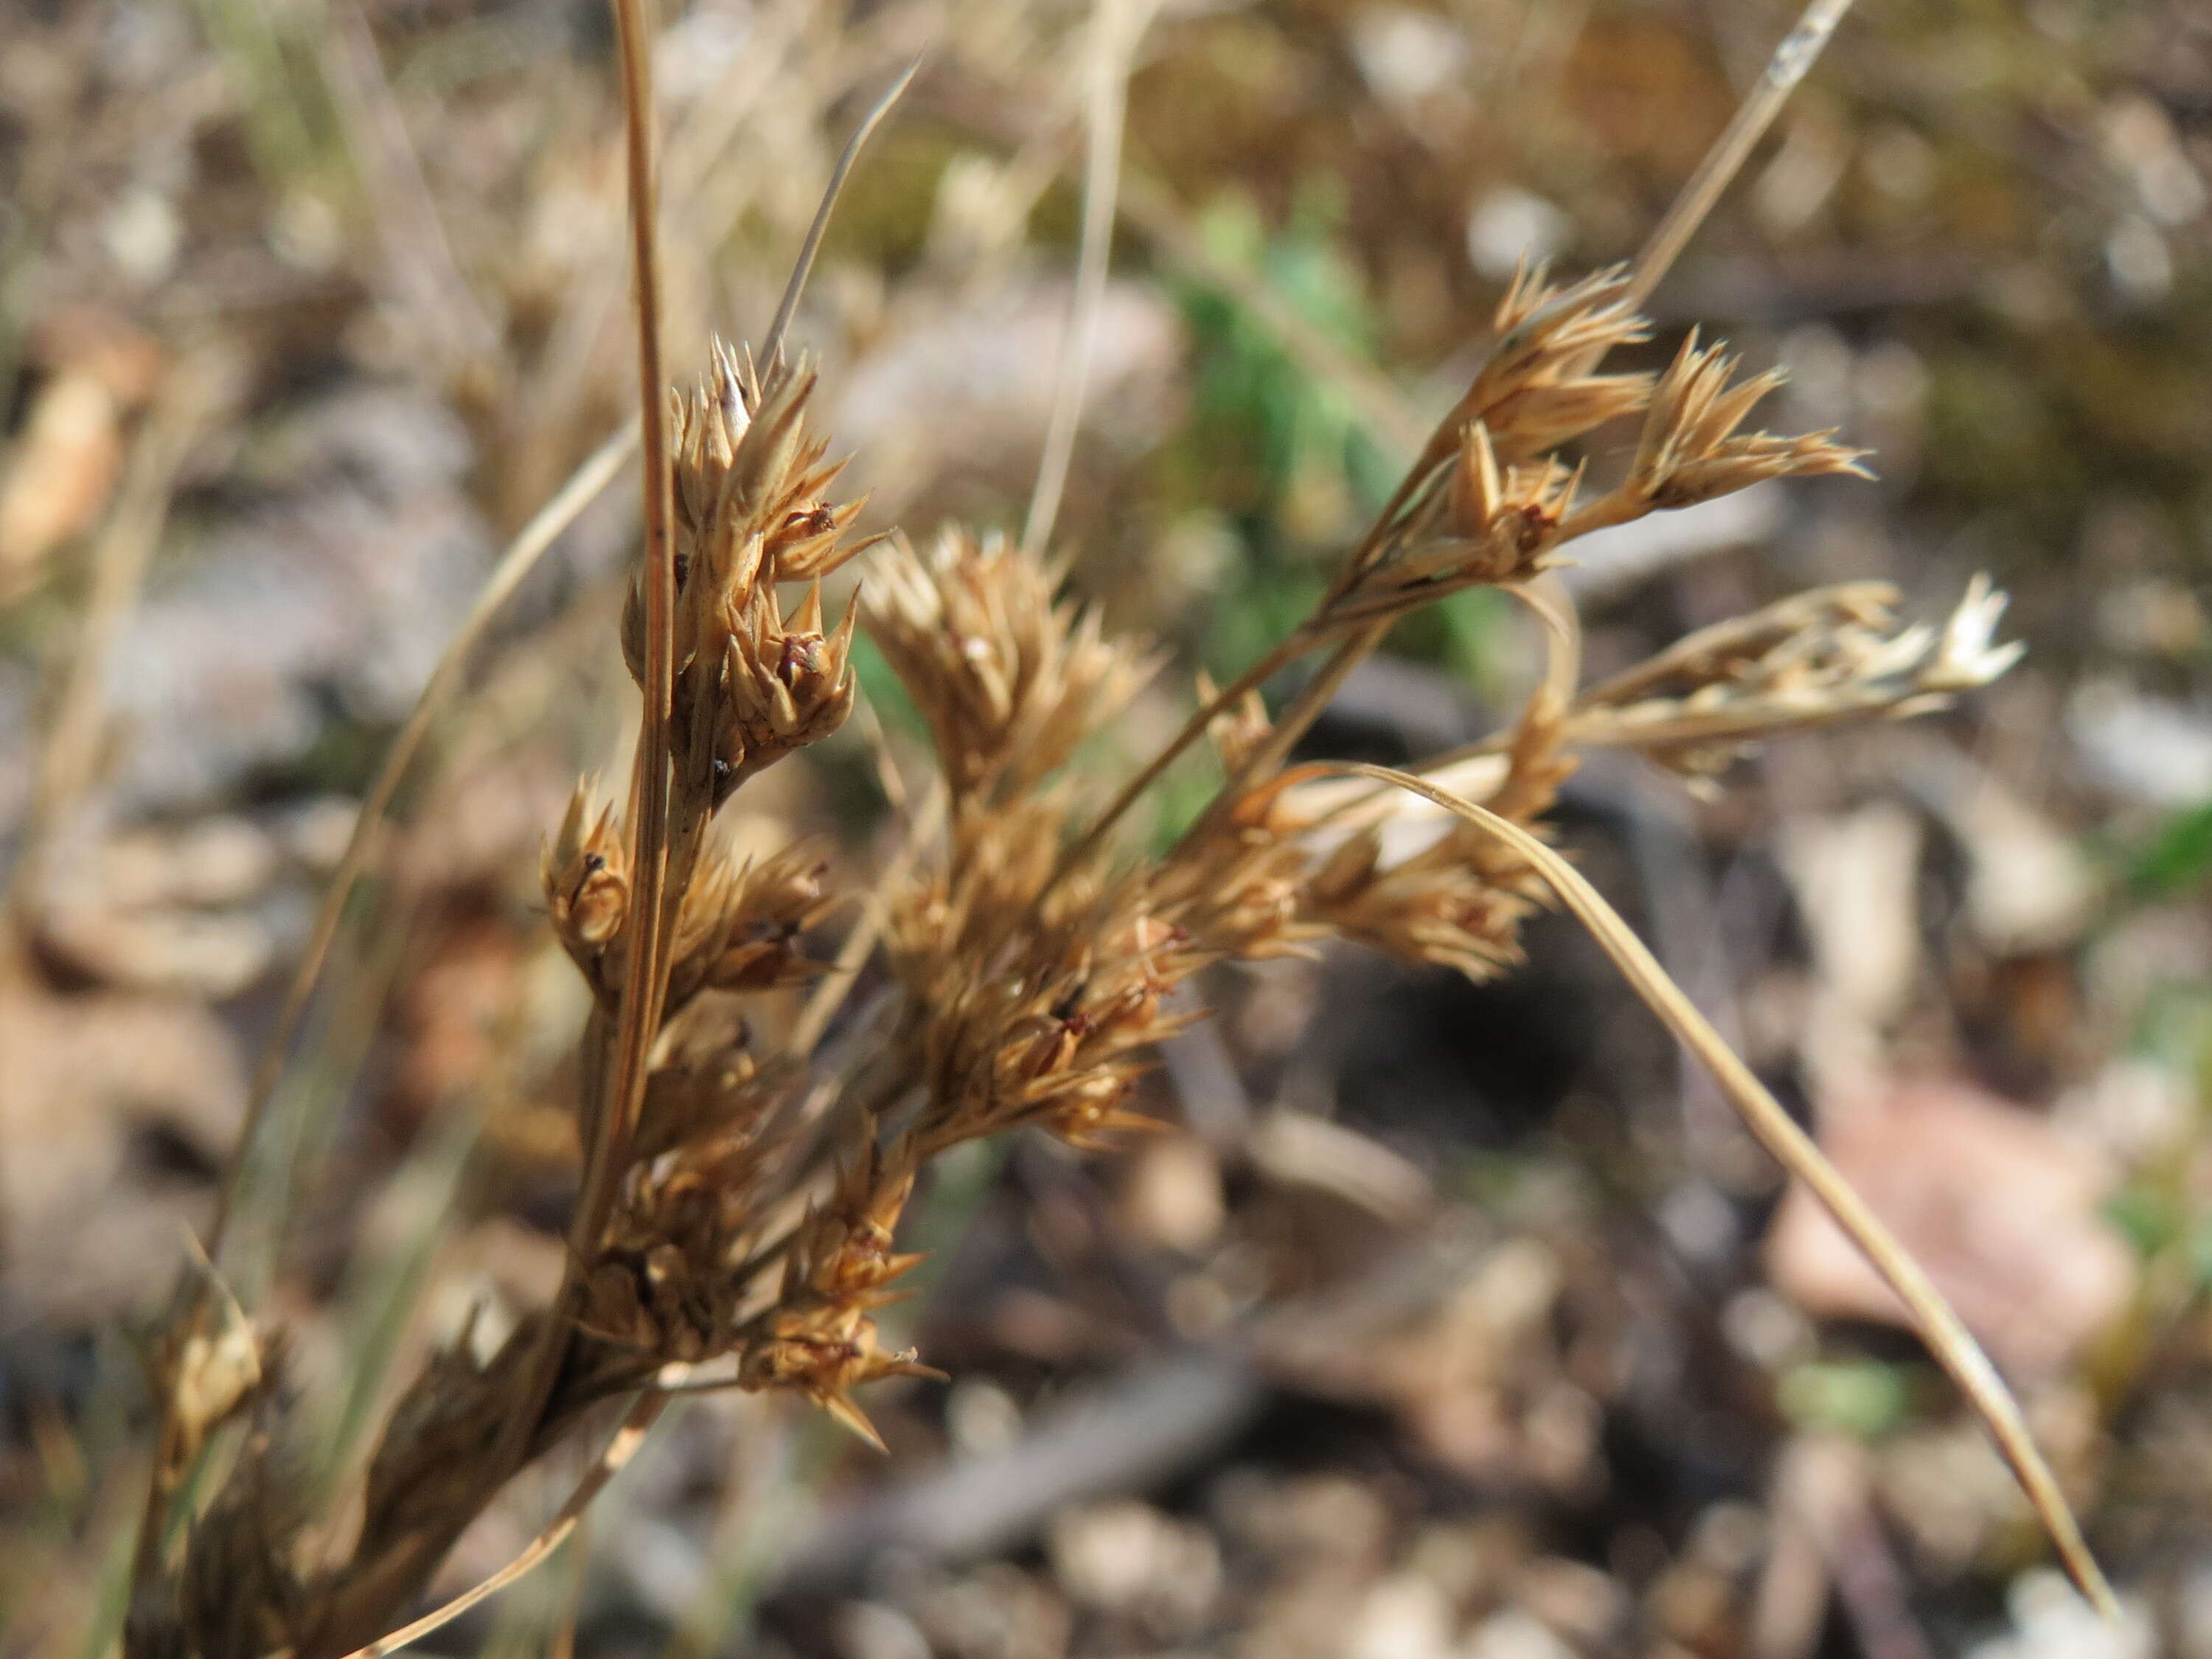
[1302,821,1548,982]
[1567,577,2025,779]
[1621,329,1871,512]
[631,994,797,1164]
[618,348,871,810]
[716,578,860,792]
[1458,263,1655,461]
[542,782,630,981]
[736,1138,941,1441]
[866,528,1156,804]
[130,3,2124,1638]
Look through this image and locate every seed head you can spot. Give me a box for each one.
[866,529,1155,804]
[1566,577,2026,779]
[1447,263,1655,461]
[1304,823,1547,981]
[1625,330,1871,511]
[543,782,630,976]
[619,346,875,807]
[716,579,859,793]
[737,1138,940,1447]
[667,840,838,1004]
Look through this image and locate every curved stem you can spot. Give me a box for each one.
[762,58,921,370]
[318,1394,668,1659]
[1051,627,1314,883]
[1621,0,1857,313]
[206,420,639,1259]
[1320,760,2118,1621]
[1022,0,1147,557]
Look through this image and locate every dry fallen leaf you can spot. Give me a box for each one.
[0,307,167,594]
[32,818,279,996]
[0,959,243,1324]
[0,371,123,589]
[1116,1131,1226,1255]
[1765,1079,2135,1379]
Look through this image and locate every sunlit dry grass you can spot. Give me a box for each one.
[92,1,2132,1654]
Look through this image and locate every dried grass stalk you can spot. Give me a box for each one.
[123,0,2122,1649]
[1307,761,2118,1619]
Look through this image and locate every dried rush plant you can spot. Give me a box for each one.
[122,5,2114,1655]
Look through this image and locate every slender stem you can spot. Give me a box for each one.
[1022,0,1146,557]
[762,58,922,370]
[206,420,639,1259]
[1622,0,1857,313]
[504,0,677,1515]
[1051,627,1314,883]
[604,0,677,1155]
[1323,761,2117,1621]
[321,1395,669,1659]
[572,0,676,1255]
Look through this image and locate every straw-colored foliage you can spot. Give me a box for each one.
[118,4,2117,1654]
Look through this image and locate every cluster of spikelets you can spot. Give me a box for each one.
[138,269,2036,1659]
[535,265,1941,1447]
[1565,574,2027,779]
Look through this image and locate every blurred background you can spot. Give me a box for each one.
[2,0,2211,1655]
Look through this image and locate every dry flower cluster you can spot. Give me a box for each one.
[118,7,2112,1655]
[122,271,2065,1659]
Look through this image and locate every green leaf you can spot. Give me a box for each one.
[1777,1357,1912,1439]
[2128,799,2212,898]
[2104,1182,2182,1259]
